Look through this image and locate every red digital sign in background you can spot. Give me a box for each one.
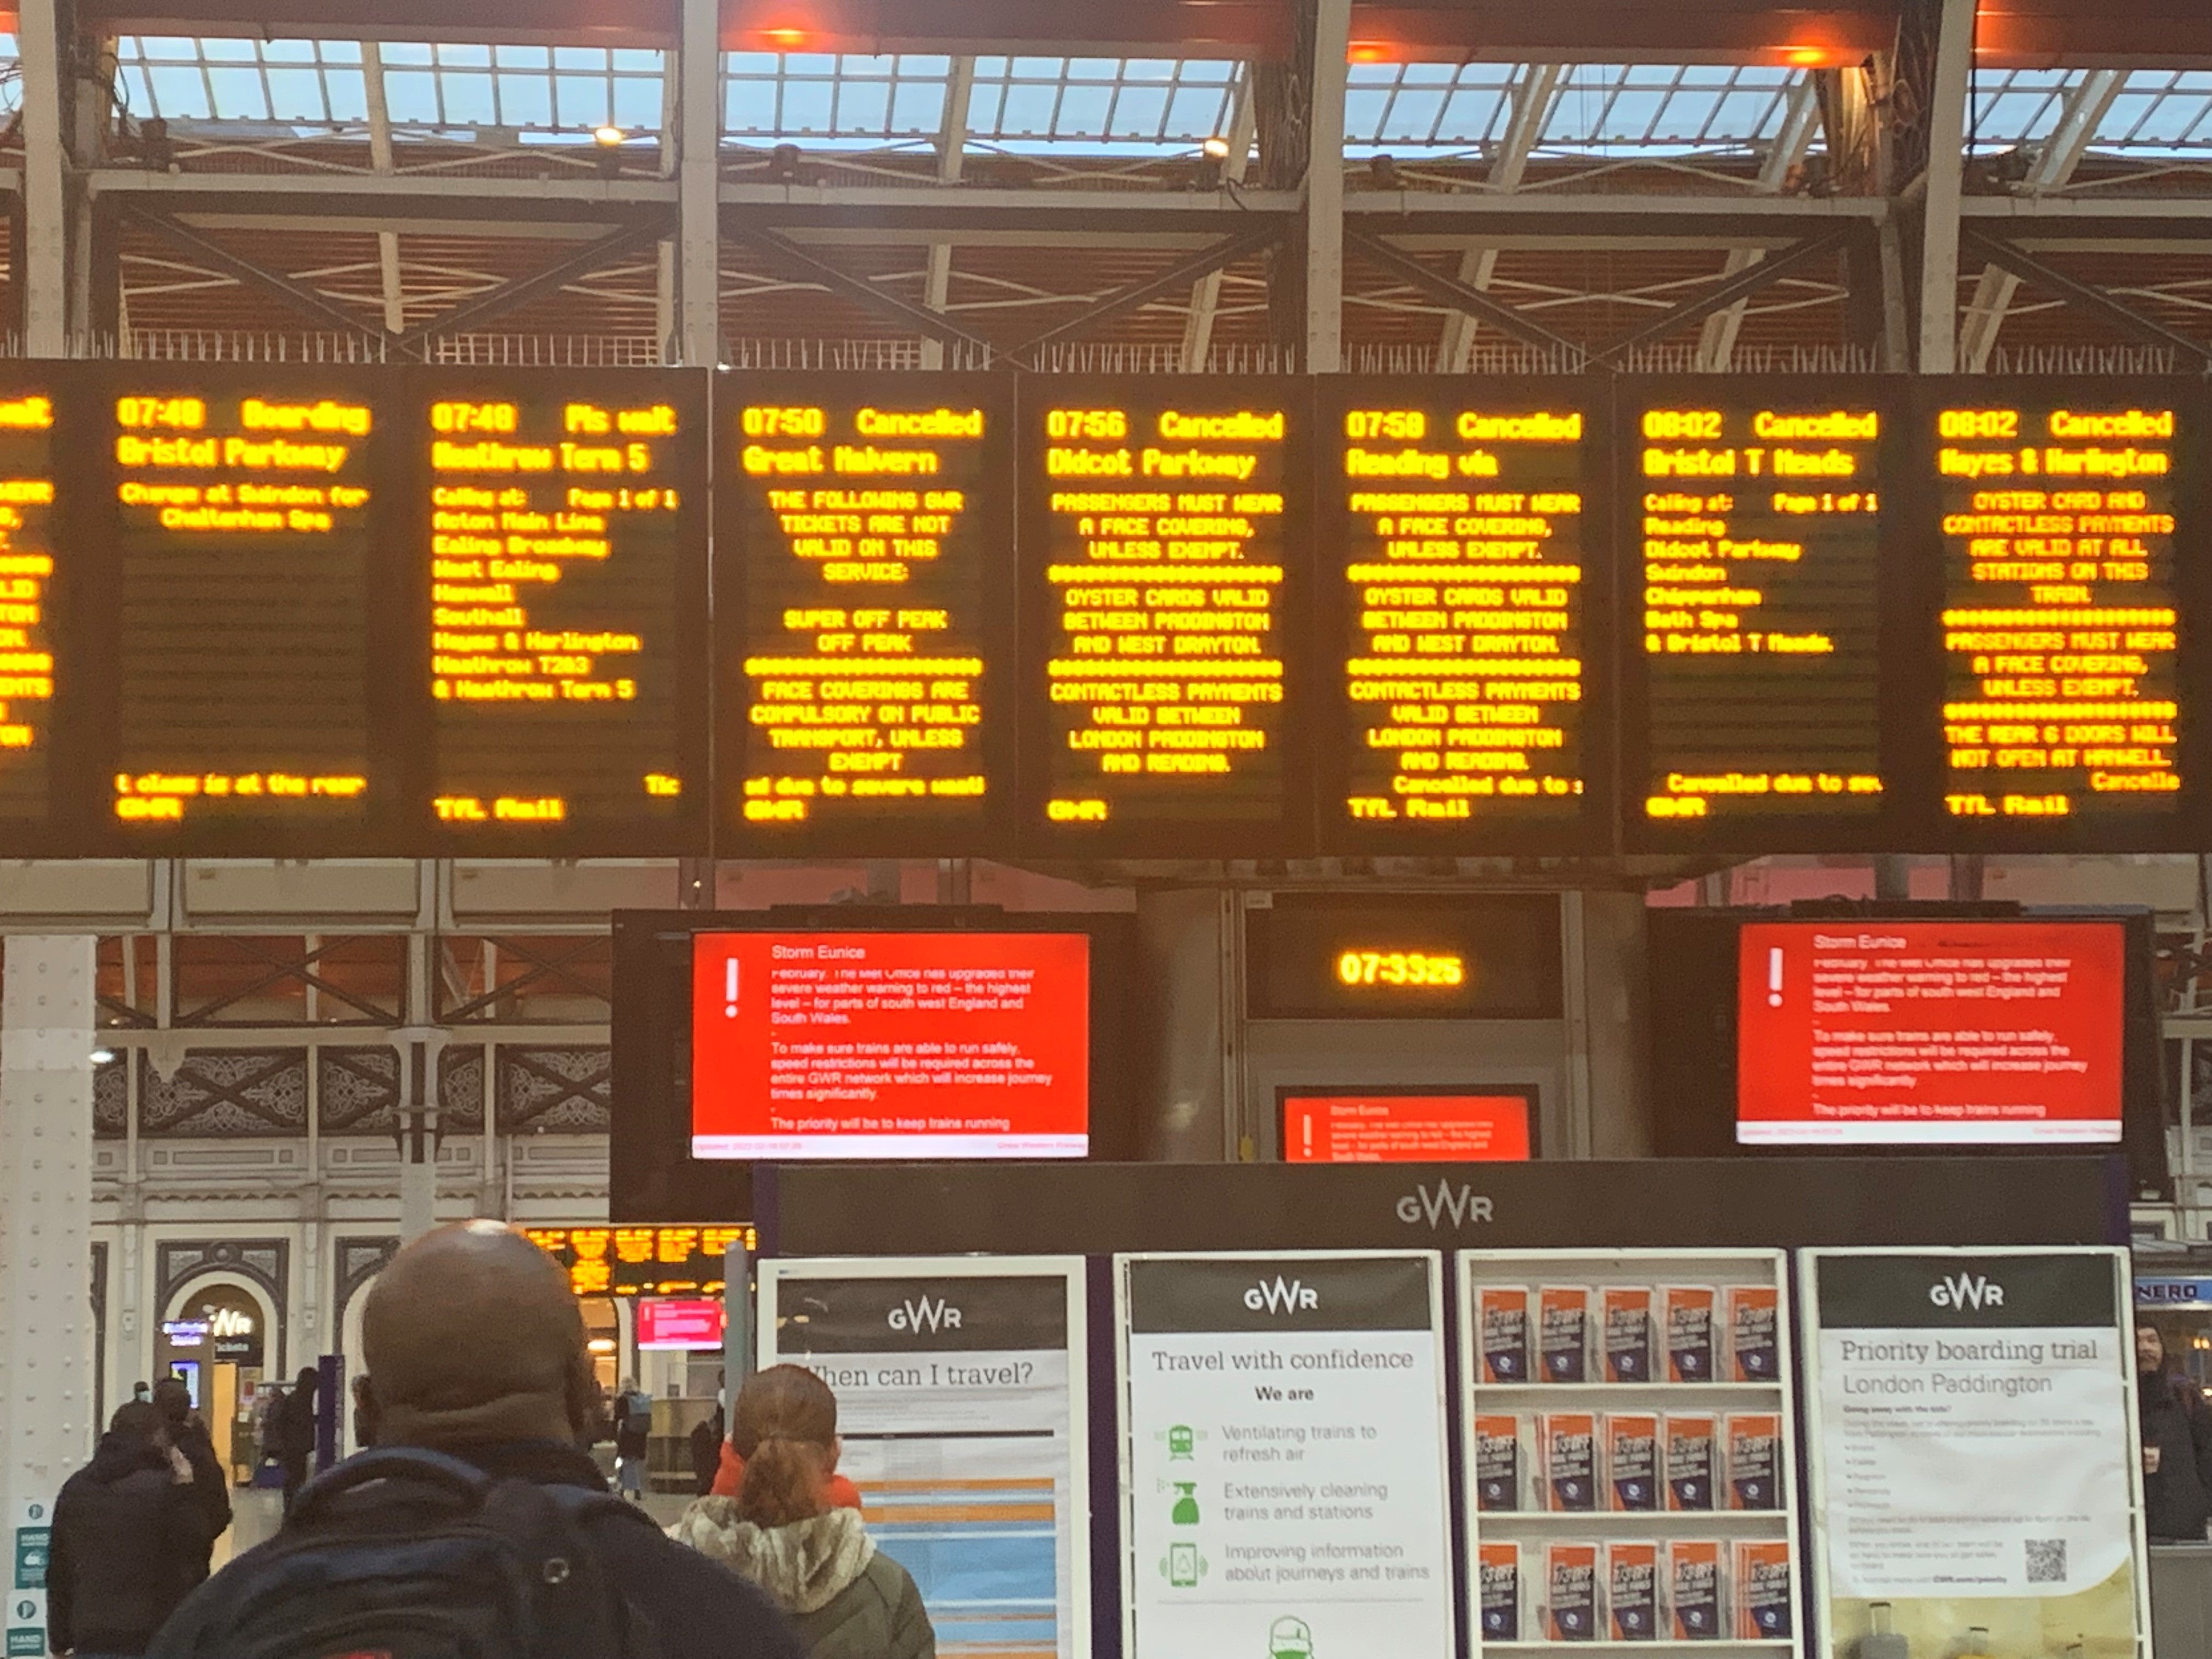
[1736,920,2126,1146]
[691,931,1090,1159]
[1280,1093,1534,1163]
[637,1298,725,1349]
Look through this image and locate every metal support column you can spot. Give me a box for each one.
[363,43,405,338]
[18,0,69,356]
[0,935,97,1656]
[1303,0,1351,373]
[921,57,975,371]
[1438,63,1559,371]
[676,0,722,366]
[1696,76,1822,370]
[1916,0,1977,373]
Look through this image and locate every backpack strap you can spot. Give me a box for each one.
[286,1444,492,1527]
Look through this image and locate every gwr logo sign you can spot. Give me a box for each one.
[1244,1277,1319,1314]
[1929,1272,2006,1311]
[888,1295,962,1334]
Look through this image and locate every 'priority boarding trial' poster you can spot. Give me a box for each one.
[1802,1249,2148,1659]
[761,1256,1090,1659]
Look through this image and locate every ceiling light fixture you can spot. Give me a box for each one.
[1201,135,1232,161]
[594,124,627,147]
[90,1048,116,1065]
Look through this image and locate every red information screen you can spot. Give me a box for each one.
[690,930,1090,1159]
[1280,1093,1533,1163]
[637,1298,725,1349]
[1736,920,2126,1146]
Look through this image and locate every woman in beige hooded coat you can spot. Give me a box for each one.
[673,1365,935,1659]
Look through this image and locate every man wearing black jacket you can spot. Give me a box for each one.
[47,1401,210,1657]
[148,1378,230,1586]
[151,1221,804,1659]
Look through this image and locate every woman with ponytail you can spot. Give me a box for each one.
[673,1365,935,1658]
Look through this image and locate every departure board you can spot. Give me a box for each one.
[409,370,707,851]
[1932,386,2192,839]
[1629,383,1891,845]
[1020,377,1308,853]
[1317,378,1605,851]
[716,374,1014,855]
[0,382,58,828]
[97,368,381,843]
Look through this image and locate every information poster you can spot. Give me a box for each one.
[1317,379,1600,851]
[1932,389,2187,839]
[1803,1249,2147,1659]
[7,1498,47,1659]
[1630,386,1888,841]
[718,373,1014,855]
[1023,377,1307,854]
[761,1257,1090,1659]
[1118,1251,1455,1659]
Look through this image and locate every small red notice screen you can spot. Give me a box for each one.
[690,930,1090,1160]
[1280,1093,1534,1163]
[637,1298,725,1350]
[1736,919,2126,1146]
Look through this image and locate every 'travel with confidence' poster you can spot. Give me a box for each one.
[1803,1249,2148,1659]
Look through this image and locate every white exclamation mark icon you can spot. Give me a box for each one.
[1767,946,1784,1008]
[724,956,740,1019]
[1302,1113,1313,1158]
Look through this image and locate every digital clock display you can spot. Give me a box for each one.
[1246,893,1563,1020]
[1334,950,1468,989]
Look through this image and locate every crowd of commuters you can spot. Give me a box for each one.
[43,1221,934,1657]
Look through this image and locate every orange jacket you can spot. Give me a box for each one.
[710,1440,864,1511]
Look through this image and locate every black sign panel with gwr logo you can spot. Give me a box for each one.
[1813,1252,2120,1329]
[768,1273,1068,1353]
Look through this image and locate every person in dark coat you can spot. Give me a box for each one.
[2138,1319,2212,1540]
[691,1401,728,1497]
[274,1367,320,1515]
[149,1376,230,1587]
[151,1220,806,1659]
[46,1400,210,1658]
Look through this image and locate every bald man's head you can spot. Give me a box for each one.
[361,1221,596,1451]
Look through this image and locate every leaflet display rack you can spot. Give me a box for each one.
[1458,1249,1807,1658]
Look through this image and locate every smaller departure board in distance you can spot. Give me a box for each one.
[0,380,60,836]
[1927,383,2200,845]
[1019,376,1310,855]
[1314,378,1607,853]
[404,369,708,854]
[86,365,386,848]
[1626,381,1895,848]
[715,373,1014,856]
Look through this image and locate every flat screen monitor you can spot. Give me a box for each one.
[1278,1089,1537,1163]
[1736,918,2126,1147]
[636,1298,726,1350]
[689,928,1091,1159]
[611,907,1138,1222]
[1646,904,2165,1195]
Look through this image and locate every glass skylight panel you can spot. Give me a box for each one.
[1972,66,2212,155]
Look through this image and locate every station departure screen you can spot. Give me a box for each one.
[423,375,702,844]
[1324,385,1594,845]
[0,386,56,826]
[720,377,1011,854]
[1935,392,2185,832]
[1028,380,1301,849]
[1635,393,1886,834]
[109,375,376,832]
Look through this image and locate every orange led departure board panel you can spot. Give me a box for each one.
[716,374,1014,855]
[1629,385,1891,846]
[413,371,707,852]
[1933,389,2191,839]
[1021,378,1308,853]
[99,369,379,842]
[1317,379,1606,852]
[0,385,57,830]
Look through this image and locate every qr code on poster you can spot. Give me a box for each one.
[2026,1539,2067,1584]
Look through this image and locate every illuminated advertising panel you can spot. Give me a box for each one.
[716,373,1014,855]
[1020,376,1310,854]
[1317,377,1608,852]
[1625,380,1898,849]
[407,368,708,851]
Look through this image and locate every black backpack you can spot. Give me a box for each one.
[148,1446,663,1659]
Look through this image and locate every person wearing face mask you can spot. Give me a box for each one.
[2136,1318,2212,1541]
